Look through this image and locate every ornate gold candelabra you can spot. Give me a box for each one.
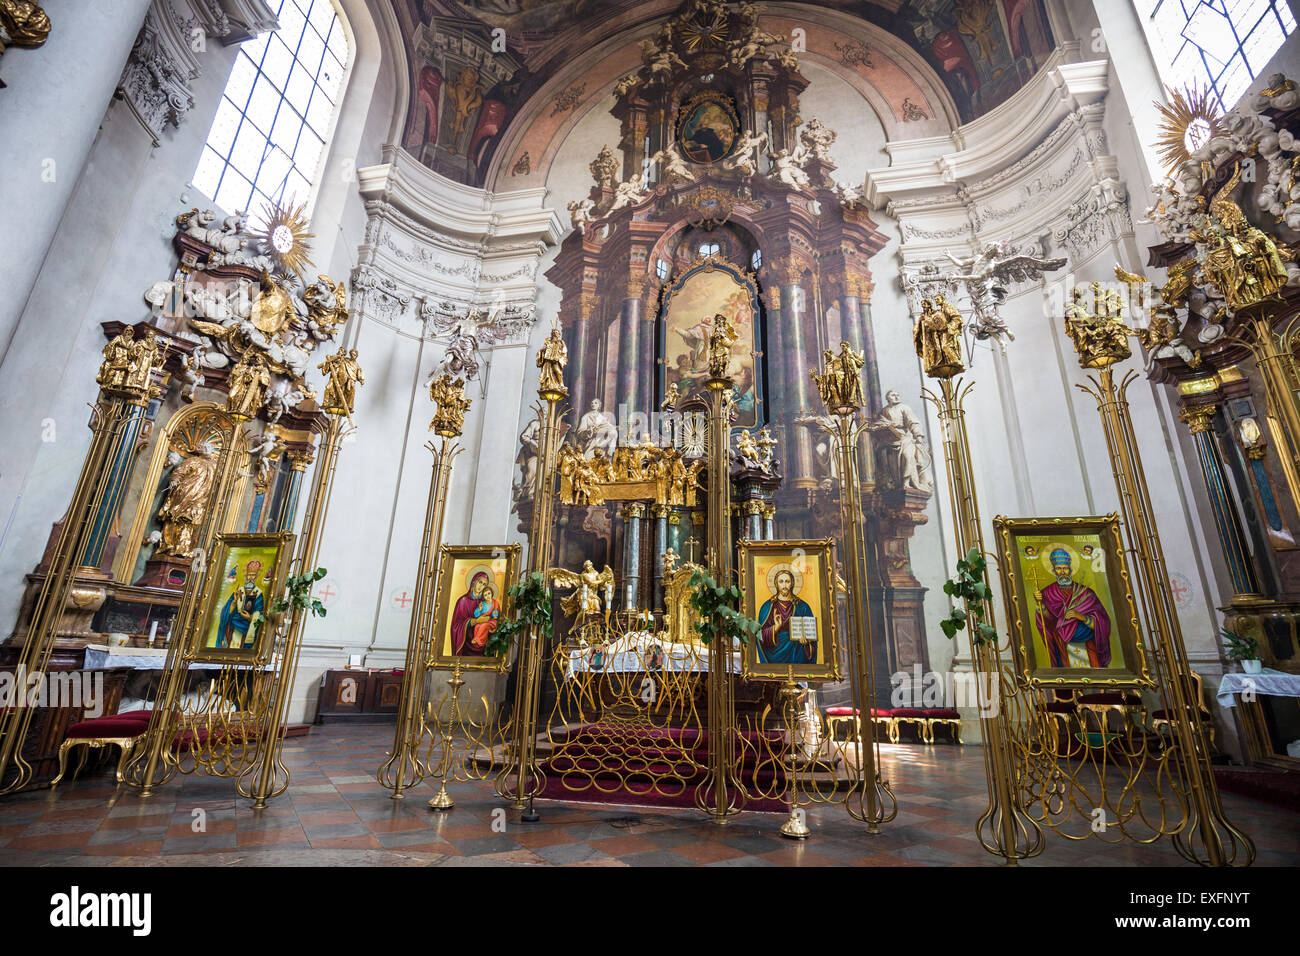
[0,328,165,794]
[499,324,568,814]
[377,373,468,799]
[1072,332,1254,866]
[699,350,739,824]
[914,296,1043,861]
[810,343,896,833]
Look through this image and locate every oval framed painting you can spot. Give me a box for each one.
[676,92,739,165]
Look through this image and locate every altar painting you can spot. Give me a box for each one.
[661,262,759,427]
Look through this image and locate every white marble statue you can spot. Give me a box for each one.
[869,391,933,494]
[723,129,768,178]
[651,142,695,183]
[943,240,1066,350]
[768,148,811,190]
[576,399,619,459]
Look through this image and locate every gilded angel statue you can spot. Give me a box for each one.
[550,561,615,620]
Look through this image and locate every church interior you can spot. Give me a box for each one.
[3,0,1300,880]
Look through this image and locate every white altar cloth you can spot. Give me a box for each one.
[1216,668,1300,708]
[563,631,741,676]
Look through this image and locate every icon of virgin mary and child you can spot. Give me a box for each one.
[449,569,501,656]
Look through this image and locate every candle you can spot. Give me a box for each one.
[147,621,158,646]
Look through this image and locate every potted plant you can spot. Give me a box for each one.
[687,568,761,647]
[1221,628,1262,674]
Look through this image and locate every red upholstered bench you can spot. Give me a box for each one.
[891,708,927,743]
[923,708,962,744]
[825,706,898,743]
[53,709,154,786]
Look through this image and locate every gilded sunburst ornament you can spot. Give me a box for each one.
[680,10,728,51]
[255,199,315,279]
[1153,83,1225,173]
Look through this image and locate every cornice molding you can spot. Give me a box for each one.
[864,49,1106,207]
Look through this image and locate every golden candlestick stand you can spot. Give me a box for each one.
[427,663,466,810]
[778,666,810,840]
[498,320,568,818]
[915,295,1044,862]
[378,372,468,799]
[697,317,740,825]
[242,408,351,808]
[809,343,897,834]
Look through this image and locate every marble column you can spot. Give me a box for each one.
[744,500,763,541]
[567,305,596,424]
[79,400,151,570]
[762,503,775,540]
[782,280,816,487]
[0,0,153,363]
[845,285,880,486]
[652,503,668,609]
[667,509,682,557]
[274,451,314,533]
[1180,404,1262,600]
[616,295,643,433]
[623,503,645,609]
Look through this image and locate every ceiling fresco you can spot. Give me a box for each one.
[393,0,1056,186]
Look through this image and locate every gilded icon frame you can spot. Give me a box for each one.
[193,531,294,664]
[429,544,522,673]
[738,538,840,681]
[993,514,1152,688]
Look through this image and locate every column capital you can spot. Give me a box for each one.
[1179,403,1217,435]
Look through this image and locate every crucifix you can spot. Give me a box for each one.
[684,533,700,564]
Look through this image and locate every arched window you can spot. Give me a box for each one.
[699,241,721,257]
[192,0,349,216]
[1135,0,1295,110]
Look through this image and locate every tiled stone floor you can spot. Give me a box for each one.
[0,724,1295,866]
